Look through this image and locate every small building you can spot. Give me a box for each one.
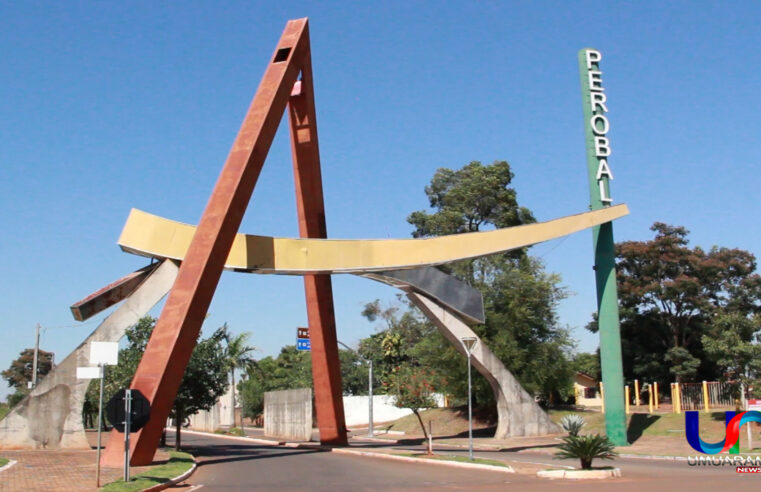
[574,372,602,407]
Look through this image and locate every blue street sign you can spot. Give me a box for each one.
[297,338,311,351]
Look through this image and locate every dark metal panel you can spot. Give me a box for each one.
[364,267,485,325]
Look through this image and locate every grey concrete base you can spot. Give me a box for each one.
[264,388,313,442]
[407,292,561,438]
[537,468,621,479]
[0,260,178,450]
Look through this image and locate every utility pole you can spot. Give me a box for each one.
[31,323,41,389]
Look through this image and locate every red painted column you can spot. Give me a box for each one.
[102,19,311,466]
[287,32,348,445]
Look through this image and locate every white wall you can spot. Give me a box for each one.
[342,394,445,427]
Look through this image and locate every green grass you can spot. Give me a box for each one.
[548,409,731,442]
[380,407,493,436]
[101,450,193,491]
[398,453,510,468]
[0,457,8,468]
[213,427,246,437]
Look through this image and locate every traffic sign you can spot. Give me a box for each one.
[106,389,151,432]
[296,338,311,351]
[297,327,310,339]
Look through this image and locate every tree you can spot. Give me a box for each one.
[572,352,601,381]
[2,348,54,408]
[172,327,229,449]
[238,345,312,420]
[2,348,54,390]
[388,365,437,455]
[407,160,534,237]
[84,317,229,449]
[555,434,618,470]
[702,313,761,399]
[405,161,574,405]
[594,222,761,385]
[219,323,257,428]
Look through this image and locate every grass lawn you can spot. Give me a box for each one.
[548,408,761,455]
[399,453,510,468]
[101,450,193,492]
[377,407,494,437]
[0,457,8,468]
[549,408,733,441]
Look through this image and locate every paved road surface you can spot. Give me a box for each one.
[171,433,759,491]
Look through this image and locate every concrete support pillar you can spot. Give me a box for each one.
[0,260,178,449]
[407,292,560,437]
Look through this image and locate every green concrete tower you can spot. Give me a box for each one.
[578,48,628,446]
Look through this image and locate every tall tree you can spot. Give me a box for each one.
[702,312,761,399]
[405,160,573,405]
[591,222,761,384]
[84,317,229,449]
[219,323,257,428]
[2,348,54,391]
[238,346,312,419]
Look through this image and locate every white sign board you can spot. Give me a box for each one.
[748,399,761,411]
[76,366,103,379]
[90,341,119,366]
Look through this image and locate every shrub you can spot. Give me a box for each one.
[555,433,618,470]
[560,414,585,436]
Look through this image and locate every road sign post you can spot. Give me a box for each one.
[106,388,151,478]
[124,389,132,481]
[297,326,311,351]
[80,340,119,487]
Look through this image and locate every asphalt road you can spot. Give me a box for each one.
[171,432,760,491]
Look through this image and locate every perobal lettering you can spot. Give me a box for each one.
[585,48,613,203]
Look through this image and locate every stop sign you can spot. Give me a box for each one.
[106,389,151,433]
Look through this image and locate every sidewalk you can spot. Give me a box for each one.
[0,431,170,492]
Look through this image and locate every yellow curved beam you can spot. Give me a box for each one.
[118,204,629,275]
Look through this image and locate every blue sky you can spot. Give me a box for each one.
[2,2,760,402]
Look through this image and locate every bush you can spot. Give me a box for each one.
[560,414,585,436]
[555,433,617,470]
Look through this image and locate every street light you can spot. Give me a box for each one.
[337,340,374,437]
[461,336,478,461]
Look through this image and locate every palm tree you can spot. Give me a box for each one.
[218,323,257,428]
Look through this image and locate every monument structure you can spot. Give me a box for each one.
[578,48,627,445]
[0,19,630,462]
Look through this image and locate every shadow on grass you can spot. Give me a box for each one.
[627,413,660,443]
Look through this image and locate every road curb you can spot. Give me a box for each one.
[331,448,515,474]
[141,461,198,492]
[0,459,18,474]
[186,429,693,464]
[180,429,321,449]
[180,429,281,446]
[618,453,688,461]
[537,467,621,480]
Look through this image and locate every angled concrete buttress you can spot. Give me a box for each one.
[0,260,178,450]
[407,291,561,437]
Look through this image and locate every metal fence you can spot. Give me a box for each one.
[678,381,734,410]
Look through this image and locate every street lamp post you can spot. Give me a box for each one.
[368,359,373,438]
[460,336,478,461]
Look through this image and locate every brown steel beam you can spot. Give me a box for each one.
[287,32,348,445]
[102,18,312,466]
[70,263,159,321]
